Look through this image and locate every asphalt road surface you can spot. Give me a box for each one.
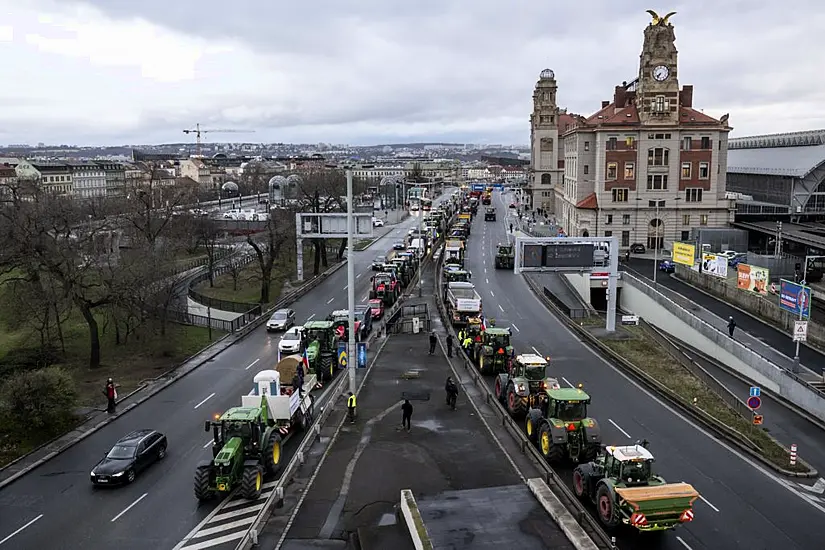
[0,207,439,550]
[461,191,825,550]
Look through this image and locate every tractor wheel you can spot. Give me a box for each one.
[539,425,565,464]
[506,386,525,418]
[580,443,599,464]
[596,484,621,529]
[494,378,505,404]
[321,356,333,381]
[263,432,283,477]
[241,465,264,500]
[572,466,588,500]
[525,415,537,443]
[194,465,214,501]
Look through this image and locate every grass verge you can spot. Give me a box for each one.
[354,238,378,251]
[596,325,806,473]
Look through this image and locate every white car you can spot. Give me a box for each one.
[718,250,740,260]
[278,326,305,355]
[372,217,385,227]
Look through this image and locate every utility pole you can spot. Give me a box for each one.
[652,199,665,284]
[346,169,357,394]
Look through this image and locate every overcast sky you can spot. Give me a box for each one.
[2,0,824,147]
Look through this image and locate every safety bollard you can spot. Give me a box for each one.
[790,443,798,466]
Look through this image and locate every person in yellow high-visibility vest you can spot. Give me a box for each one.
[462,336,472,351]
[347,392,357,423]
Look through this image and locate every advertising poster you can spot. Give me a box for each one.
[736,264,769,295]
[700,253,728,278]
[779,279,811,318]
[672,242,696,266]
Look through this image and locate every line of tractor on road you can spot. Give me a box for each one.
[441,185,701,535]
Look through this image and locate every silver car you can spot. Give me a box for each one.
[267,309,295,332]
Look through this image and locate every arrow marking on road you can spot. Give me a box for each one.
[245,358,260,370]
[194,393,215,409]
[111,493,148,522]
[0,514,43,546]
[608,419,632,439]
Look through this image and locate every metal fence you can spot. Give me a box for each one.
[187,254,260,313]
[165,306,263,333]
[386,303,431,334]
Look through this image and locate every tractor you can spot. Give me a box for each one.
[303,320,338,381]
[494,353,557,419]
[379,263,406,289]
[494,244,515,269]
[194,400,283,502]
[572,441,700,532]
[369,272,400,306]
[472,327,514,375]
[525,385,602,465]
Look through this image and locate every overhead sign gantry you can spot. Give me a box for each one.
[513,235,619,332]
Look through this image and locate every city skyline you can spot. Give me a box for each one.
[2,1,823,146]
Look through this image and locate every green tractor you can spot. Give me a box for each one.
[473,327,513,375]
[572,441,700,532]
[195,400,282,502]
[493,353,556,419]
[494,244,515,269]
[525,385,602,465]
[303,320,337,381]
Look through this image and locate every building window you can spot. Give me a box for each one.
[622,214,631,225]
[541,173,551,185]
[685,188,703,202]
[584,141,590,151]
[647,148,669,166]
[606,137,617,150]
[701,137,711,149]
[621,231,630,247]
[682,137,692,150]
[681,230,691,241]
[539,115,551,124]
[625,136,635,148]
[700,215,708,226]
[681,162,692,179]
[624,162,635,179]
[649,133,671,140]
[647,174,668,190]
[584,165,589,175]
[612,188,629,202]
[652,96,667,113]
[607,162,618,180]
[682,214,691,225]
[699,162,710,179]
[604,230,613,237]
[606,214,613,225]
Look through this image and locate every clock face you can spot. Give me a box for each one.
[652,65,669,81]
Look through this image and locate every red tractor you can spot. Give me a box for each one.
[369,272,400,306]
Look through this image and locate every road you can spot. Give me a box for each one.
[0,209,437,550]
[460,191,825,550]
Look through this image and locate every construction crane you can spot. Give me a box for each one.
[182,123,255,157]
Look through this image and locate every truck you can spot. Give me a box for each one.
[472,327,513,374]
[494,244,515,269]
[444,239,465,268]
[525,385,602,464]
[494,353,557,419]
[573,441,700,532]
[445,281,482,326]
[194,367,316,501]
[303,320,338,381]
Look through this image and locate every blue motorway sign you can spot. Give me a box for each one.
[749,386,761,397]
[779,279,811,318]
[493,183,504,190]
[337,342,347,369]
[471,184,485,191]
[357,342,367,369]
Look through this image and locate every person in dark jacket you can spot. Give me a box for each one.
[728,316,736,338]
[429,331,437,355]
[446,334,454,357]
[401,399,413,432]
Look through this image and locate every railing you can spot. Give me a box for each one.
[165,306,262,333]
[186,254,259,313]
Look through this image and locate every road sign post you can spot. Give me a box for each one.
[749,386,761,397]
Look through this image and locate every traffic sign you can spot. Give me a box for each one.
[749,386,761,397]
[753,414,763,425]
[747,395,762,410]
[337,342,347,368]
[794,320,808,342]
[357,342,367,369]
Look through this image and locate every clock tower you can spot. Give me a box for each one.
[636,11,680,125]
[529,68,560,212]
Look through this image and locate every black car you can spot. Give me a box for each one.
[91,429,167,486]
[629,243,646,254]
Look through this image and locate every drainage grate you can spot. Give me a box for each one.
[402,390,431,401]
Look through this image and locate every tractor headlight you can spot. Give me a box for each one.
[516,383,526,393]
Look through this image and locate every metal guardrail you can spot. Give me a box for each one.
[187,253,260,313]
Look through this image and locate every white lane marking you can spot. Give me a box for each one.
[343,285,348,290]
[490,290,495,297]
[327,297,335,304]
[209,502,267,523]
[0,514,43,546]
[561,377,575,388]
[245,358,260,370]
[195,516,257,537]
[179,531,246,549]
[356,273,361,279]
[194,393,215,409]
[512,323,520,332]
[203,440,213,448]
[307,313,316,320]
[484,268,488,273]
[675,536,693,549]
[111,493,148,522]
[361,296,367,302]
[498,304,504,312]
[608,419,632,439]
[486,278,489,284]
[699,495,720,512]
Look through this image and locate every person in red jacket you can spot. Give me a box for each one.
[104,378,118,413]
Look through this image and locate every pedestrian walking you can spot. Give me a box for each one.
[429,331,437,355]
[103,378,118,414]
[401,399,413,432]
[446,334,454,357]
[728,316,736,338]
[347,392,357,423]
[296,361,305,394]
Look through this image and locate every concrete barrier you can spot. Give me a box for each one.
[620,272,825,424]
[400,489,433,550]
[527,479,600,550]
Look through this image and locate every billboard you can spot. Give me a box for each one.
[700,253,728,278]
[737,264,769,295]
[779,279,811,318]
[672,242,696,266]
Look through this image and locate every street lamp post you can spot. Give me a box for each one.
[652,199,665,284]
[346,169,357,395]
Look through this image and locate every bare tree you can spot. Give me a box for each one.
[196,218,222,286]
[226,254,245,292]
[237,162,269,198]
[246,209,295,303]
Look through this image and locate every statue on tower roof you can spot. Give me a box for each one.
[645,10,676,26]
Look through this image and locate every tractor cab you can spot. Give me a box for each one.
[600,445,656,487]
[327,309,361,341]
[542,386,591,423]
[497,244,513,256]
[466,317,484,343]
[482,327,511,353]
[445,269,471,284]
[205,406,267,465]
[304,321,336,354]
[511,353,559,396]
[370,272,398,304]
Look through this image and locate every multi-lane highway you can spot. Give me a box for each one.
[0,210,432,550]
[463,191,825,550]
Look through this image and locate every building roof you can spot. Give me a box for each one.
[727,143,825,178]
[576,193,599,209]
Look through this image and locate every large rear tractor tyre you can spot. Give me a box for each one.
[506,387,525,419]
[539,425,565,464]
[194,465,214,501]
[263,433,283,477]
[494,378,505,404]
[525,415,538,443]
[241,465,264,500]
[321,356,333,382]
[572,467,587,500]
[596,484,621,529]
